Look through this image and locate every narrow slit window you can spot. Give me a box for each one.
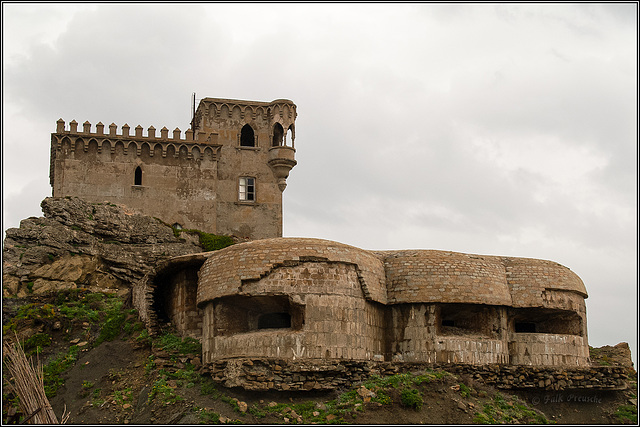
[515,322,537,333]
[239,177,255,201]
[134,166,142,185]
[258,312,291,330]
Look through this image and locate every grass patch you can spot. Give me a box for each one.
[148,377,184,405]
[197,408,221,423]
[43,345,80,398]
[154,331,201,355]
[615,404,637,424]
[473,393,550,424]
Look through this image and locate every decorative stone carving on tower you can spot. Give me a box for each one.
[50,97,298,240]
[268,146,297,191]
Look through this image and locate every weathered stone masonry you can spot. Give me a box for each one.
[50,98,297,240]
[134,236,593,389]
[207,359,628,392]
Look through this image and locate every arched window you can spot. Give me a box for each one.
[272,123,284,147]
[287,124,295,147]
[134,166,142,186]
[240,124,255,147]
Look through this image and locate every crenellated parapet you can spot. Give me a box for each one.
[49,95,298,242]
[52,118,221,160]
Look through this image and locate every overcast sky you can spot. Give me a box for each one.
[2,3,637,364]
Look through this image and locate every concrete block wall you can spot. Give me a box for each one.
[509,333,590,366]
[203,261,386,361]
[165,269,202,339]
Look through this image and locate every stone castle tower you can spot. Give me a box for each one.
[49,98,297,240]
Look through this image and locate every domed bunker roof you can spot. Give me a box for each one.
[502,256,587,307]
[374,250,587,307]
[197,237,388,306]
[374,250,512,306]
[195,238,587,309]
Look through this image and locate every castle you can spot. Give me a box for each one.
[51,97,591,378]
[50,98,297,240]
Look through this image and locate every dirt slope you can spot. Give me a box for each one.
[2,290,637,425]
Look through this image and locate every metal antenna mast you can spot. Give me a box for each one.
[190,92,196,130]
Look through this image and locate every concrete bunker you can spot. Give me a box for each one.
[133,238,590,369]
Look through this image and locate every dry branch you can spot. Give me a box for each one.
[3,339,62,424]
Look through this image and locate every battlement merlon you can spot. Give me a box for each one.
[54,119,220,144]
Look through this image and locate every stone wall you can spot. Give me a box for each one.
[133,253,210,335]
[50,97,299,240]
[164,269,202,339]
[201,261,386,363]
[207,358,629,392]
[50,126,220,235]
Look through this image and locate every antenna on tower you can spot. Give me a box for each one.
[190,92,196,130]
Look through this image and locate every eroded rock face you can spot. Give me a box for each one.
[2,197,204,297]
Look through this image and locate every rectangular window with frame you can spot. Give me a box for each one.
[239,177,255,202]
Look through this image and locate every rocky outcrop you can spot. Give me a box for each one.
[2,197,205,298]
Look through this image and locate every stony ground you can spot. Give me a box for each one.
[2,290,638,425]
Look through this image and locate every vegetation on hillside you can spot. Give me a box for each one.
[2,288,636,424]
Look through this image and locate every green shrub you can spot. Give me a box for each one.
[96,311,126,344]
[615,404,637,423]
[372,389,393,405]
[459,383,471,398]
[195,231,234,252]
[23,333,51,354]
[400,388,423,410]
